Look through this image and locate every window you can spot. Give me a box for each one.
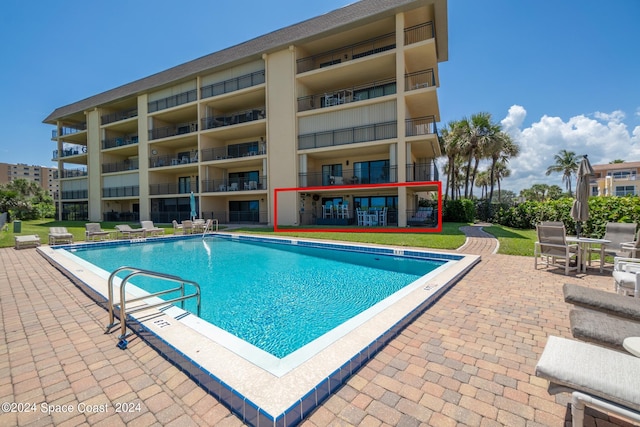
[178,176,198,193]
[615,186,636,196]
[229,171,259,189]
[353,160,390,184]
[229,200,259,222]
[322,164,342,185]
[609,170,636,180]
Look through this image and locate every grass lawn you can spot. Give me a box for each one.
[0,219,540,255]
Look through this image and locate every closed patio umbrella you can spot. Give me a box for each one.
[571,155,594,237]
[190,191,197,220]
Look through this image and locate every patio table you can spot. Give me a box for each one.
[566,236,611,273]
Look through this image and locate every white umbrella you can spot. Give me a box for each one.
[570,155,594,236]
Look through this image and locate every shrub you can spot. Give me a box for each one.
[494,196,640,236]
[444,199,475,223]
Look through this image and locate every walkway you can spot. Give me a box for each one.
[0,236,628,426]
[457,223,499,256]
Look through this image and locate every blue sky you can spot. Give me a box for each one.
[1,0,638,193]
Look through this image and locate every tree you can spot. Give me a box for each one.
[441,120,465,201]
[0,178,55,220]
[545,149,579,196]
[487,131,519,204]
[475,170,490,199]
[458,112,494,199]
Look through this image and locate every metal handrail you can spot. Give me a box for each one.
[106,266,201,342]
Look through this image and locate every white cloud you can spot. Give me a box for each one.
[501,106,640,193]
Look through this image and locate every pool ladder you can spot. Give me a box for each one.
[105,266,201,349]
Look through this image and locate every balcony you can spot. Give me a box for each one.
[201,176,268,193]
[149,153,198,168]
[297,78,396,112]
[299,167,397,188]
[102,135,139,150]
[405,69,435,91]
[403,22,434,45]
[61,190,88,200]
[201,70,265,99]
[406,161,439,182]
[405,116,437,137]
[201,109,265,131]
[53,145,86,159]
[102,159,139,173]
[55,169,87,179]
[201,141,266,162]
[148,89,197,113]
[297,32,396,74]
[298,121,397,150]
[149,121,198,141]
[103,186,139,198]
[101,108,138,125]
[149,181,198,196]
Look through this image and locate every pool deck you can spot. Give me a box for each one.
[0,226,630,426]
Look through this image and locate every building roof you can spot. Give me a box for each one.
[592,161,640,172]
[44,0,447,124]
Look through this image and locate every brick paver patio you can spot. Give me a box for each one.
[0,229,633,426]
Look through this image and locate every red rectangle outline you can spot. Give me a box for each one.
[273,181,442,233]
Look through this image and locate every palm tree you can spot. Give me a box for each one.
[459,112,494,199]
[545,150,579,196]
[475,170,490,199]
[494,160,511,201]
[441,120,464,200]
[487,131,519,203]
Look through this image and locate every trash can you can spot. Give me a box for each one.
[13,220,21,233]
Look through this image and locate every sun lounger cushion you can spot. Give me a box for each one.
[569,309,640,351]
[563,283,640,321]
[535,336,640,412]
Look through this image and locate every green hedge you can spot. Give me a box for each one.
[494,196,640,237]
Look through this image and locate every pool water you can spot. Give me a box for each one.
[70,236,444,358]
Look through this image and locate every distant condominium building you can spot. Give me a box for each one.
[44,0,448,226]
[591,161,640,197]
[0,162,58,198]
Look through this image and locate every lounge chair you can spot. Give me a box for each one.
[48,227,74,245]
[114,224,146,239]
[14,235,41,249]
[613,257,640,298]
[140,221,164,237]
[534,224,579,275]
[85,223,110,241]
[563,283,640,320]
[172,220,183,235]
[535,335,640,427]
[568,308,640,351]
[407,207,433,226]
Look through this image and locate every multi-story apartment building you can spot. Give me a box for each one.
[44,0,447,227]
[591,161,640,197]
[0,162,58,198]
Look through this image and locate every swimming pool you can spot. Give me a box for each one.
[39,233,479,426]
[68,236,444,358]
